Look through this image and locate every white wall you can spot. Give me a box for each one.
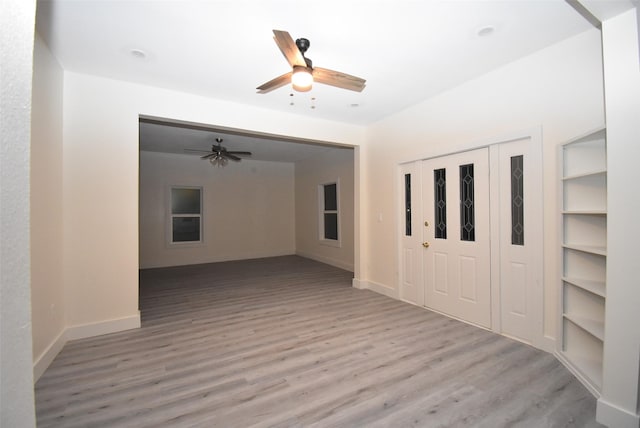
[62,71,364,330]
[295,148,355,271]
[598,8,640,428]
[139,151,295,268]
[0,0,37,425]
[358,28,605,342]
[30,33,66,379]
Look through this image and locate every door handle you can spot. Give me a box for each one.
[422,242,430,248]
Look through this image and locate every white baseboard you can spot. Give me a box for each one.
[597,398,640,428]
[140,250,297,269]
[33,311,140,383]
[353,279,399,299]
[538,335,556,354]
[34,312,141,381]
[66,312,141,341]
[33,329,67,382]
[554,351,601,398]
[295,251,354,272]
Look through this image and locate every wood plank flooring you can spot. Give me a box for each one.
[35,256,603,427]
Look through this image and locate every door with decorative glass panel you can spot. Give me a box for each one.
[422,148,491,328]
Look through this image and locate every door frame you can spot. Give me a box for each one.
[397,127,550,351]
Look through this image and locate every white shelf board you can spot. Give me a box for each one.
[562,244,607,256]
[564,313,605,341]
[562,169,607,181]
[562,210,607,216]
[562,277,606,298]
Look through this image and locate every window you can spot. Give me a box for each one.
[319,182,339,244]
[170,187,202,243]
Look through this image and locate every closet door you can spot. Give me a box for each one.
[422,148,491,328]
[497,138,543,344]
[399,162,423,305]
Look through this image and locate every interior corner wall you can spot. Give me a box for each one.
[359,28,605,342]
[139,152,295,269]
[30,33,65,376]
[61,70,364,330]
[294,149,355,271]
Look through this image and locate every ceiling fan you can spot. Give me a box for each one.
[257,29,366,94]
[185,138,252,167]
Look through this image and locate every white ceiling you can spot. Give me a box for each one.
[36,0,598,127]
[139,119,352,163]
[39,0,626,161]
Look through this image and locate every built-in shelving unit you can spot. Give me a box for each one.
[559,128,606,395]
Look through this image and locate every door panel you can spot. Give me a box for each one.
[507,262,527,315]
[403,248,414,285]
[422,148,491,328]
[459,256,477,302]
[434,252,448,294]
[498,139,542,344]
[399,163,423,305]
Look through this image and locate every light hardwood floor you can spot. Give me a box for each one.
[35,256,603,427]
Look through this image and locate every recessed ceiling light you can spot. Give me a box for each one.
[130,49,147,59]
[350,103,360,108]
[477,26,495,37]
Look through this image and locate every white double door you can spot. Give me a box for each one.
[400,138,542,345]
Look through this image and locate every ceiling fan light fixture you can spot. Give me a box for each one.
[291,66,313,92]
[209,154,228,167]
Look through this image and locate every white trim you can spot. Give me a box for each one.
[65,312,141,341]
[554,350,601,398]
[296,250,354,272]
[352,278,366,289]
[524,127,546,351]
[397,127,547,165]
[353,279,400,299]
[32,312,141,382]
[33,329,67,382]
[539,335,556,354]
[596,397,640,428]
[489,145,502,334]
[140,250,296,269]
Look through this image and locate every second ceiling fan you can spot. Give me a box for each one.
[257,29,366,94]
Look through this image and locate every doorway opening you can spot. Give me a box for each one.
[137,116,359,315]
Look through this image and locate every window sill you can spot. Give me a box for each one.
[319,239,341,248]
[166,241,206,249]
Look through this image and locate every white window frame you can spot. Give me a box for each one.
[318,180,341,248]
[168,185,203,246]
